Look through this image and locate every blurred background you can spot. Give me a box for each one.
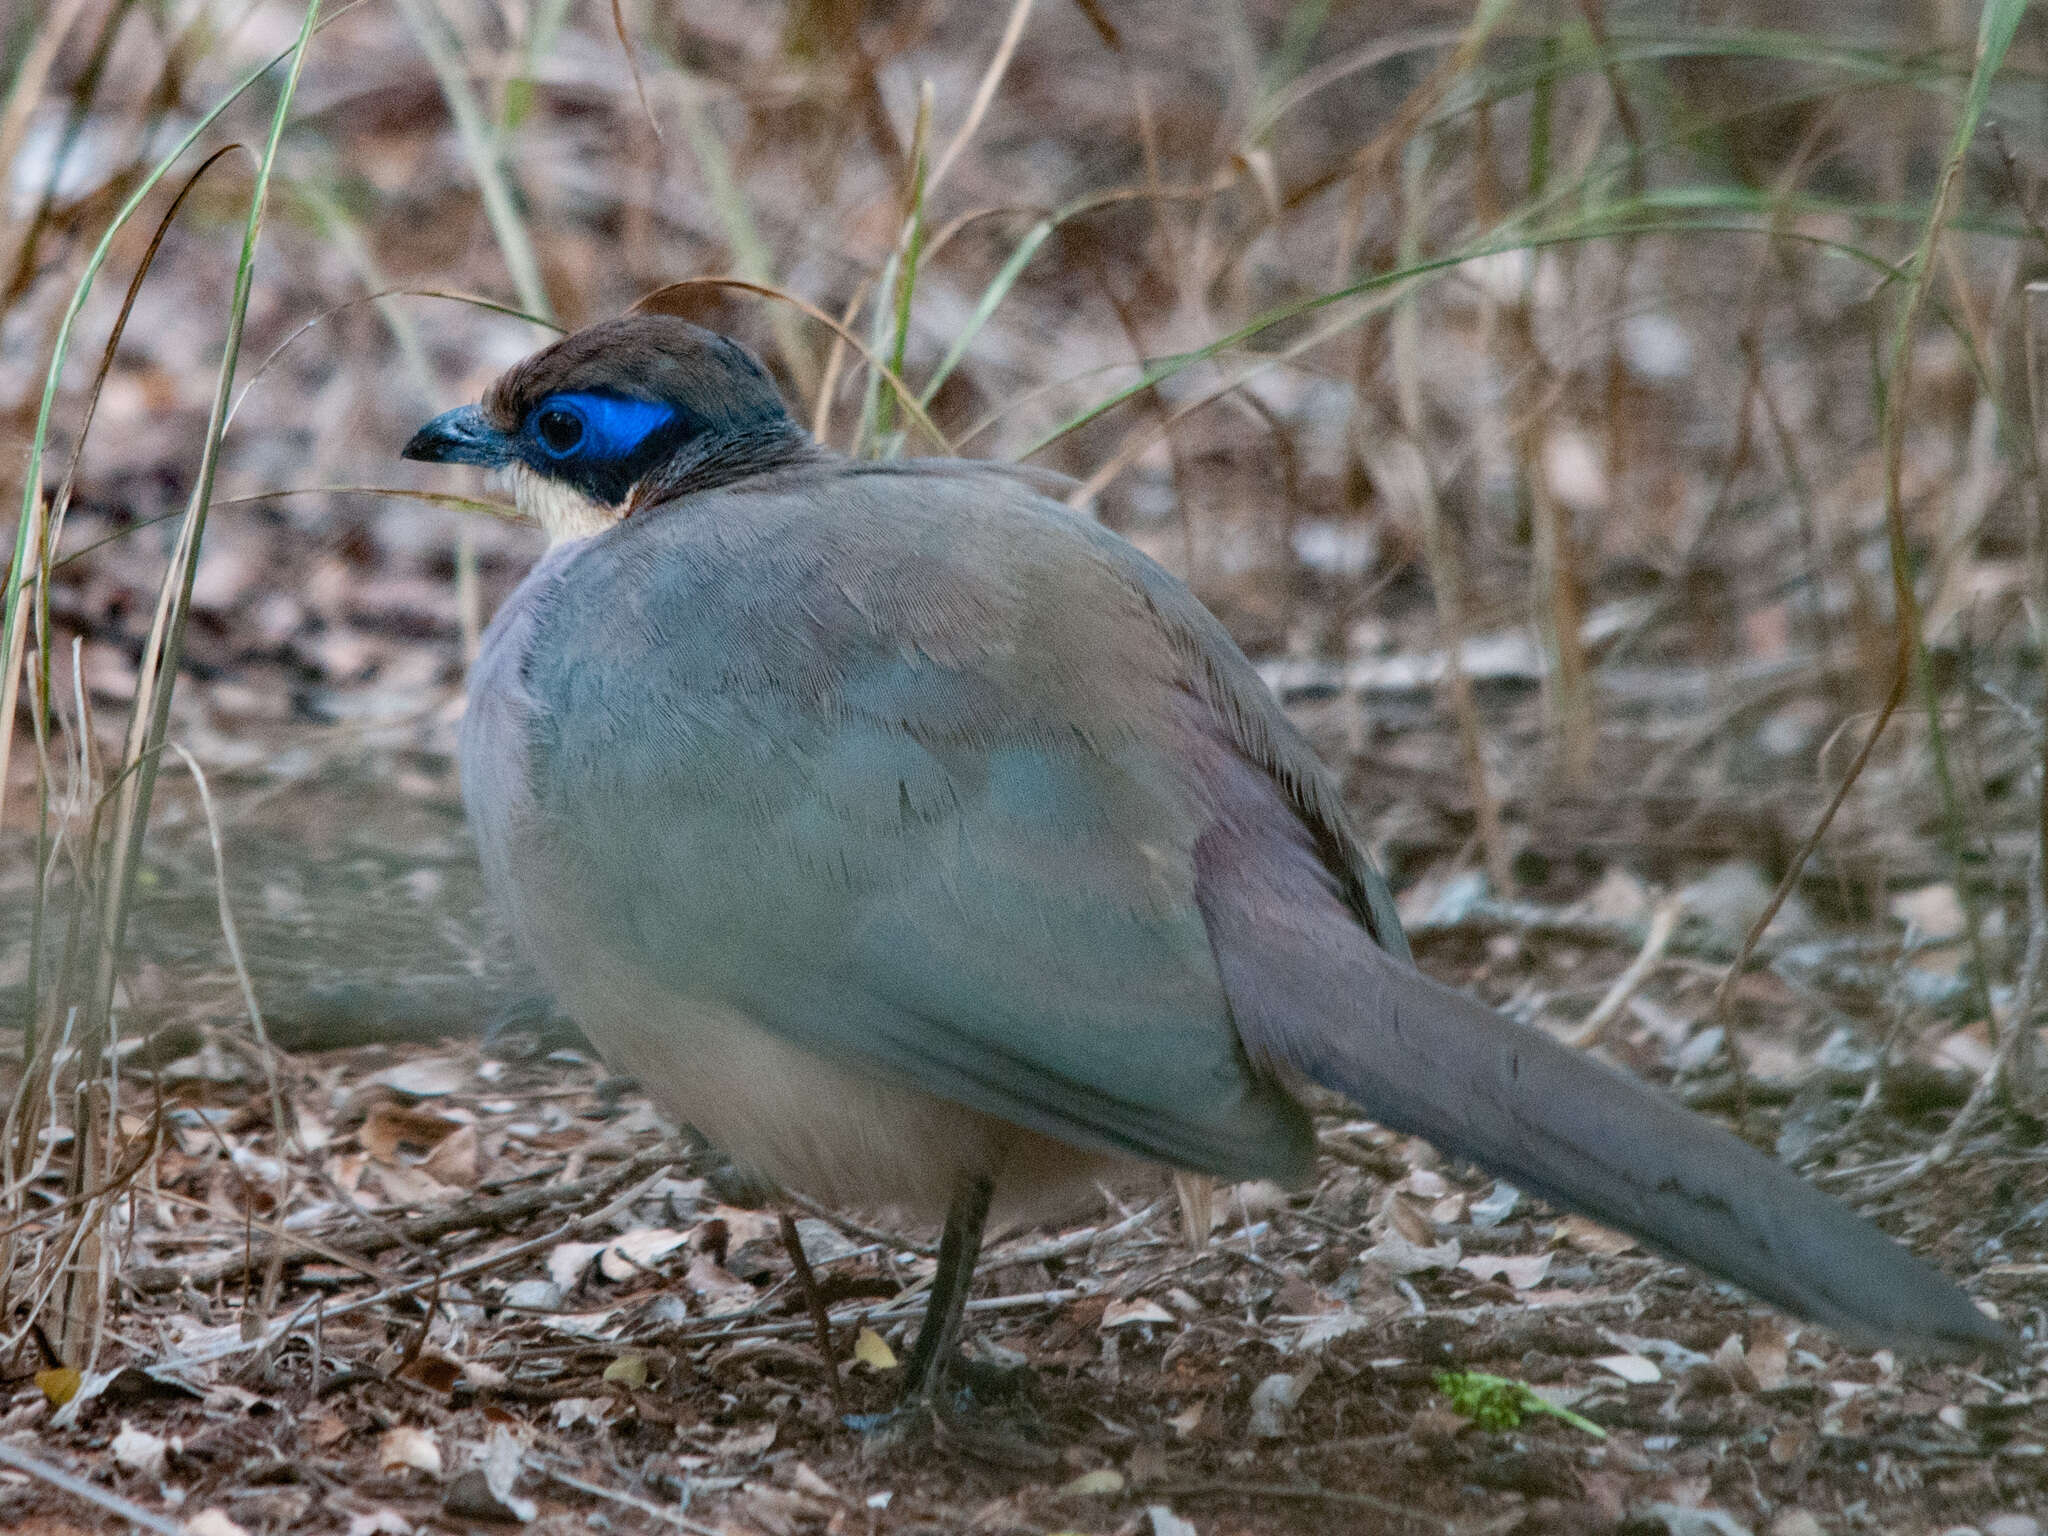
[4,1,2048,1528]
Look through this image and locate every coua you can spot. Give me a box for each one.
[403,313,2009,1408]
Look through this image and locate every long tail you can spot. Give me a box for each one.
[1200,842,2011,1357]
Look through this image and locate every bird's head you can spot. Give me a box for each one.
[401,315,811,543]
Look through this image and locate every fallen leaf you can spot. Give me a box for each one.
[1401,1168,1449,1198]
[1458,1252,1553,1289]
[1556,1214,1635,1255]
[681,1250,758,1316]
[547,1240,609,1291]
[184,1513,251,1536]
[1294,1310,1383,1352]
[1059,1469,1125,1496]
[602,1354,648,1388]
[1247,1366,1317,1439]
[370,1058,471,1097]
[1744,1322,1789,1390]
[368,1161,460,1207]
[1891,883,1965,942]
[419,1122,480,1186]
[1101,1297,1176,1328]
[35,1367,81,1407]
[397,1350,462,1395]
[596,1227,689,1281]
[853,1328,898,1371]
[712,1421,777,1459]
[1595,1353,1661,1384]
[111,1421,169,1479]
[360,1103,463,1163]
[785,1463,843,1503]
[378,1426,443,1478]
[1361,1231,1460,1274]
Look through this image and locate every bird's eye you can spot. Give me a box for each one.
[534,405,584,456]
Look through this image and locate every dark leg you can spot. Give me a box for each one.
[779,1209,844,1414]
[897,1176,992,1404]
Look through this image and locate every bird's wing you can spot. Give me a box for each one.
[514,467,1320,1179]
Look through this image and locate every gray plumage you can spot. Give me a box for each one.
[405,315,2010,1378]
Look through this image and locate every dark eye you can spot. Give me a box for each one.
[534,405,584,456]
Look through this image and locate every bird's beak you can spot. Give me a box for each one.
[402,404,514,467]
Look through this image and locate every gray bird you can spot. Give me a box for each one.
[403,314,2009,1408]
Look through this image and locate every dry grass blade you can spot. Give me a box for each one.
[1706,0,2027,1072]
[633,275,948,452]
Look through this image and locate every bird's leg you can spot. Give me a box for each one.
[897,1176,992,1406]
[778,1209,844,1415]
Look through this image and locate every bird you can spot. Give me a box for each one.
[402,312,2010,1412]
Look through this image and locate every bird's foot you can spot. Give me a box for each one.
[847,1346,1053,1466]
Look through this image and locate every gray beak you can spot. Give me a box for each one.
[402,404,514,466]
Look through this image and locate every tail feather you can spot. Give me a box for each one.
[1308,958,2001,1355]
[1196,823,2011,1357]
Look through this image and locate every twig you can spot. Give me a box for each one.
[129,1144,683,1293]
[0,1438,186,1536]
[984,1197,1167,1267]
[657,1286,1089,1348]
[536,1459,727,1535]
[1149,1480,1452,1530]
[153,1162,682,1374]
[778,1208,844,1413]
[1564,896,1681,1047]
[784,1189,932,1256]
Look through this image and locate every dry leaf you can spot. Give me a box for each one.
[1059,1469,1125,1496]
[35,1367,81,1407]
[1556,1214,1636,1255]
[602,1354,648,1388]
[1101,1297,1176,1328]
[419,1122,480,1186]
[681,1251,757,1316]
[111,1422,169,1479]
[360,1103,463,1163]
[1744,1322,1789,1390]
[548,1240,609,1291]
[1595,1353,1661,1384]
[183,1513,251,1536]
[1458,1252,1553,1289]
[370,1057,471,1097]
[712,1421,777,1459]
[853,1328,898,1371]
[398,1350,463,1395]
[1246,1365,1317,1438]
[368,1161,459,1207]
[1382,1191,1438,1245]
[785,1463,843,1503]
[378,1426,443,1477]
[1361,1231,1460,1274]
[597,1227,689,1281]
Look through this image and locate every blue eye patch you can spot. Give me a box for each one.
[528,392,677,462]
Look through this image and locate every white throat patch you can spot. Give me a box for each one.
[511,464,626,546]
